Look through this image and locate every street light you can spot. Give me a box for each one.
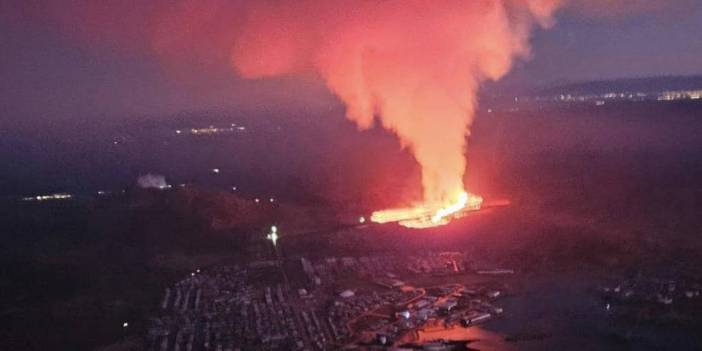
[267,225,278,246]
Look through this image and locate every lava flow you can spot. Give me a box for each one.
[371,191,484,229]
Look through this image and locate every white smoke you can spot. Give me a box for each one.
[137,174,170,190]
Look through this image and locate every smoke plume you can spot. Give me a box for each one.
[4,0,567,205]
[137,174,170,190]
[5,0,698,209]
[232,0,561,204]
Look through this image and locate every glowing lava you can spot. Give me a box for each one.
[371,191,483,229]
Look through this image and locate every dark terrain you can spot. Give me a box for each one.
[2,98,702,350]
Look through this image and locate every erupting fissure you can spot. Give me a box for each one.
[371,191,483,229]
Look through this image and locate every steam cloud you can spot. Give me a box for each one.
[232,0,561,204]
[9,0,693,205]
[137,174,170,190]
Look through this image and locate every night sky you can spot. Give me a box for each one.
[1,1,701,133]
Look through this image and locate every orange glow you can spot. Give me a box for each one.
[371,191,483,229]
[230,1,560,222]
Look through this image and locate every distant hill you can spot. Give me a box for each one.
[121,187,338,234]
[540,76,702,96]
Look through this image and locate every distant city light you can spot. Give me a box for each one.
[527,89,702,105]
[173,123,248,136]
[269,197,275,203]
[254,198,260,203]
[211,168,220,174]
[359,216,366,224]
[22,193,73,202]
[122,322,128,328]
[658,89,702,101]
[232,186,237,191]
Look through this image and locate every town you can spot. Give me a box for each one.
[146,248,514,351]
